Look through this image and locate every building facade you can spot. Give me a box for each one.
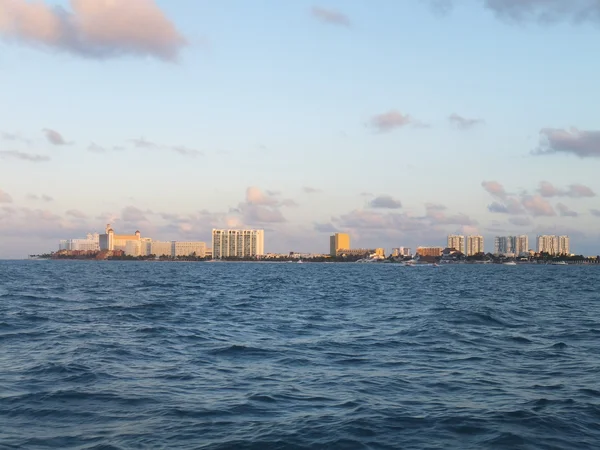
[212,229,265,259]
[466,235,484,256]
[329,233,350,257]
[59,233,100,252]
[150,241,172,257]
[416,247,443,257]
[172,241,206,257]
[99,224,141,251]
[447,235,465,253]
[392,247,412,258]
[537,235,570,255]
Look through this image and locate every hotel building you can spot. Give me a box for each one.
[330,233,350,257]
[99,224,141,252]
[466,235,484,256]
[172,241,207,258]
[59,233,100,252]
[537,235,570,255]
[447,235,465,253]
[212,229,265,259]
[495,235,529,255]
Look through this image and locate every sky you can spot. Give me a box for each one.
[1,0,600,258]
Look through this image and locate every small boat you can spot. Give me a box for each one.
[551,261,567,265]
[503,261,517,266]
[297,260,303,264]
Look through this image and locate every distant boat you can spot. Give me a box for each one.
[297,260,303,264]
[551,261,567,265]
[503,261,517,266]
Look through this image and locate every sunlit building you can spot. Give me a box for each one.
[416,247,443,257]
[447,235,465,253]
[392,247,412,258]
[99,224,141,252]
[150,241,172,257]
[59,233,100,251]
[537,235,570,255]
[212,229,265,259]
[466,235,484,256]
[172,241,206,257]
[330,233,350,257]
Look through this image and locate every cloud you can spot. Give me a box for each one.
[534,128,600,158]
[314,222,337,233]
[311,6,350,27]
[509,216,532,226]
[591,209,600,217]
[131,138,202,157]
[0,0,187,61]
[89,143,126,153]
[121,205,147,223]
[368,110,424,132]
[27,194,54,202]
[448,113,484,130]
[0,150,50,162]
[0,189,13,203]
[66,209,87,219]
[239,204,286,224]
[303,186,322,194]
[521,195,556,217]
[481,180,507,199]
[556,203,578,217]
[537,181,596,198]
[246,186,279,206]
[359,192,373,197]
[424,203,478,226]
[482,0,600,24]
[369,195,402,209]
[43,128,70,145]
[1,131,30,144]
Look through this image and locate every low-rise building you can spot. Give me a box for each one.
[172,241,206,257]
[416,246,443,257]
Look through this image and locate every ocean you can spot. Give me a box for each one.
[1,260,599,449]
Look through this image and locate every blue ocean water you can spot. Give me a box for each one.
[1,261,599,449]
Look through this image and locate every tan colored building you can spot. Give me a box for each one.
[330,233,350,257]
[99,224,141,251]
[416,246,443,257]
[447,235,465,253]
[172,241,206,257]
[466,235,484,256]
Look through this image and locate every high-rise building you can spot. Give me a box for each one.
[99,224,141,251]
[392,247,412,257]
[59,233,100,251]
[537,235,560,255]
[330,233,350,257]
[515,235,529,255]
[537,235,570,255]
[447,235,465,253]
[466,235,484,256]
[212,229,265,259]
[559,236,570,255]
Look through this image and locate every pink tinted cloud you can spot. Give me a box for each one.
[521,195,556,217]
[481,180,507,199]
[0,0,186,61]
[369,110,423,132]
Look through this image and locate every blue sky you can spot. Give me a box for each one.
[1,0,600,258]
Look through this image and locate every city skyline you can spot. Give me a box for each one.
[1,1,600,258]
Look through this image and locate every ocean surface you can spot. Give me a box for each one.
[1,261,599,449]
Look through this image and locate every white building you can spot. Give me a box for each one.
[212,229,265,259]
[559,235,570,255]
[447,235,465,253]
[392,247,412,257]
[537,235,570,255]
[58,233,100,252]
[466,235,484,256]
[150,241,172,257]
[125,240,142,257]
[172,241,206,257]
[515,235,529,255]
